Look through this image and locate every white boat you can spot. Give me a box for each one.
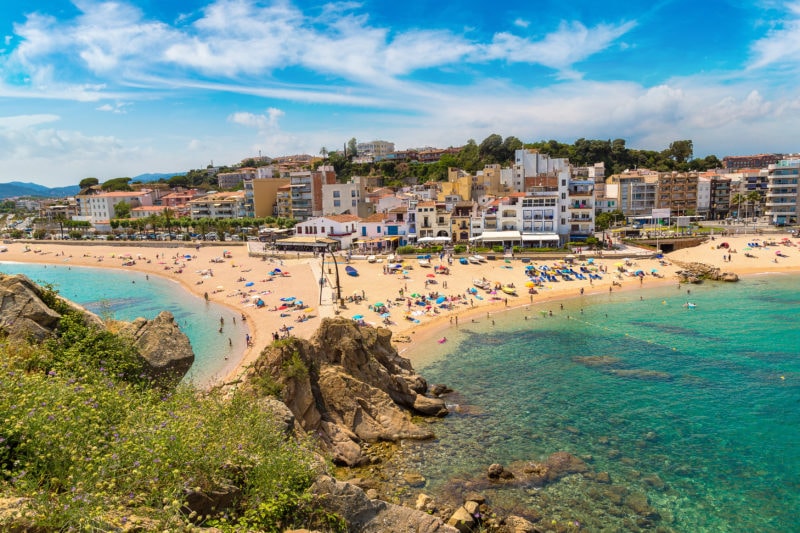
[471,254,487,263]
[367,255,377,263]
[418,258,431,267]
[468,256,482,264]
[473,278,491,290]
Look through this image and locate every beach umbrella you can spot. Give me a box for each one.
[380,312,391,318]
[280,296,295,301]
[352,314,364,320]
[651,269,658,273]
[587,258,594,264]
[245,281,254,286]
[525,281,536,287]
[411,293,421,298]
[426,273,436,278]
[435,295,446,304]
[373,302,385,308]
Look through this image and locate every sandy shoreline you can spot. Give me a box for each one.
[3,232,800,386]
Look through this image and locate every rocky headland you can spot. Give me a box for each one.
[0,273,194,384]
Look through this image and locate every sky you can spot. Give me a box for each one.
[0,0,799,187]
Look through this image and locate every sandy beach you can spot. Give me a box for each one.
[3,231,800,386]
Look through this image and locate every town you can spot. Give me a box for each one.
[3,140,799,251]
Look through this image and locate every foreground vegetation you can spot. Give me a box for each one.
[0,289,341,531]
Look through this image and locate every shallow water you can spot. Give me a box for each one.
[402,274,800,532]
[0,262,248,385]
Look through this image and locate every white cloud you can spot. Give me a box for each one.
[0,114,60,129]
[748,2,800,70]
[513,18,530,29]
[228,108,285,131]
[481,20,637,75]
[96,102,130,113]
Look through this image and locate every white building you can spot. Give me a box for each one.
[356,140,395,157]
[83,191,154,223]
[765,158,800,225]
[293,214,361,249]
[322,181,363,215]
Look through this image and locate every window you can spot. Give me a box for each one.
[351,190,357,197]
[333,190,340,198]
[333,200,341,207]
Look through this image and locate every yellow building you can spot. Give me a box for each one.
[251,178,291,218]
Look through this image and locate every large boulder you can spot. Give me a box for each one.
[118,311,195,384]
[310,476,458,532]
[0,274,102,341]
[245,318,449,466]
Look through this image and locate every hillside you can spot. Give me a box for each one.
[0,173,184,199]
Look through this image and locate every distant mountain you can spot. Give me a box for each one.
[0,182,80,199]
[0,172,185,199]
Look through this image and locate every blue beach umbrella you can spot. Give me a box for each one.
[352,314,364,320]
[245,281,254,287]
[436,295,447,304]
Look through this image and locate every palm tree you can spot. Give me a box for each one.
[745,191,762,221]
[730,193,744,219]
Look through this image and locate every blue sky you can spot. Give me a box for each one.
[0,0,799,187]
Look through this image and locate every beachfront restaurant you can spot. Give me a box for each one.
[352,236,401,254]
[470,230,561,249]
[274,235,339,252]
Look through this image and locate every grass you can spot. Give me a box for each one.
[0,292,345,531]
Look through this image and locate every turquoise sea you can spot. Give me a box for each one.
[397,274,800,532]
[0,262,248,386]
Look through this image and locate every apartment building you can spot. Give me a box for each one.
[765,158,800,225]
[188,191,246,220]
[656,172,699,216]
[81,190,154,223]
[287,165,337,221]
[217,168,256,189]
[356,140,395,157]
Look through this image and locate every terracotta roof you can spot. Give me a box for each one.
[362,213,386,222]
[325,214,361,223]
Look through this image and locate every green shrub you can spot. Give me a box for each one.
[395,245,415,255]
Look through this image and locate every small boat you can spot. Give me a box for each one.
[367,255,377,263]
[459,257,469,265]
[418,258,431,267]
[472,254,487,263]
[345,266,358,277]
[501,286,517,296]
[473,278,491,290]
[683,302,696,309]
[468,256,482,264]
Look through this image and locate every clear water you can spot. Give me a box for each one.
[407,274,800,532]
[0,262,248,385]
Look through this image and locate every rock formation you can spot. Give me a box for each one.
[673,261,739,283]
[0,273,194,382]
[0,273,103,341]
[117,311,195,384]
[245,317,449,466]
[310,476,458,532]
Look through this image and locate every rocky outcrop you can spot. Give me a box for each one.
[245,317,449,466]
[117,311,195,384]
[310,476,458,532]
[673,261,739,283]
[0,273,103,341]
[0,274,194,383]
